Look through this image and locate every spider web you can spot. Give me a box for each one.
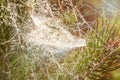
[25,0,86,57]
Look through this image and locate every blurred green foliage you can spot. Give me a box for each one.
[112,69,120,80]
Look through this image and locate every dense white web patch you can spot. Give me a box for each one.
[24,0,86,57]
[25,14,86,55]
